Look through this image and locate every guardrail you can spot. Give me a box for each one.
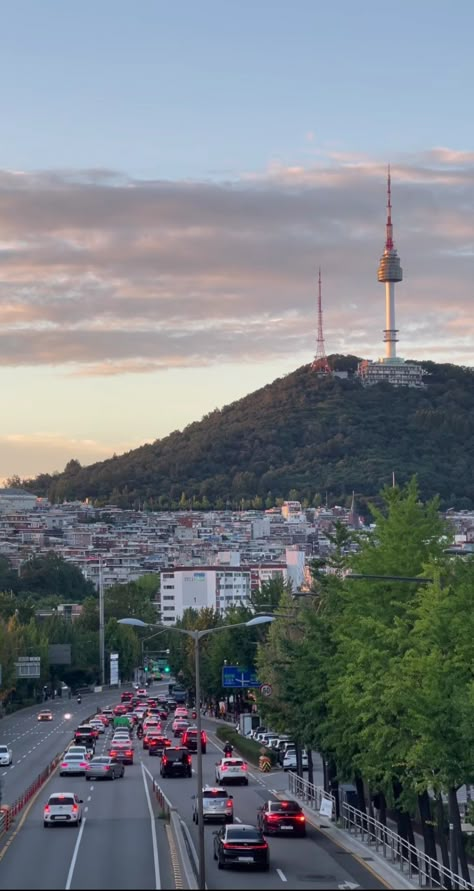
[342,802,473,890]
[0,751,62,835]
[288,770,336,816]
[151,777,172,820]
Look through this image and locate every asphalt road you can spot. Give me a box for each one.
[0,689,388,889]
[156,713,388,891]
[0,683,177,889]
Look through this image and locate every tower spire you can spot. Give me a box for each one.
[385,164,394,250]
[311,267,331,374]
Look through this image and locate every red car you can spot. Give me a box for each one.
[182,728,207,754]
[113,704,128,716]
[121,691,133,703]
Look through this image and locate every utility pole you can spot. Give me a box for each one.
[99,558,105,686]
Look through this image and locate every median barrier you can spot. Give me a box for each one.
[151,777,171,820]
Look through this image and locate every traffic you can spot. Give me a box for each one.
[0,680,385,889]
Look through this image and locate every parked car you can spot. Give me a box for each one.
[282,749,309,771]
[213,823,269,870]
[215,757,249,786]
[257,799,306,836]
[193,787,233,824]
[43,792,83,827]
[0,745,12,766]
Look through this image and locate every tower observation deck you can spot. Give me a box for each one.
[377,166,403,360]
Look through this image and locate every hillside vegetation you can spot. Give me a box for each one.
[21,358,474,510]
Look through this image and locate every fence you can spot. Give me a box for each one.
[0,751,62,837]
[151,778,172,820]
[288,770,336,816]
[342,802,473,890]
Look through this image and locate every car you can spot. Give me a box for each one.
[113,704,128,716]
[174,706,189,719]
[89,719,105,734]
[257,799,306,836]
[215,757,249,786]
[148,735,171,757]
[193,787,233,824]
[44,792,83,827]
[143,718,161,732]
[85,756,125,780]
[101,707,114,718]
[181,727,207,754]
[0,745,12,766]
[121,691,133,702]
[136,688,148,699]
[74,726,96,749]
[278,740,296,764]
[282,749,309,771]
[95,714,110,727]
[59,753,90,776]
[160,746,192,778]
[213,824,269,871]
[109,742,134,764]
[172,719,189,738]
[37,710,53,722]
[66,745,92,761]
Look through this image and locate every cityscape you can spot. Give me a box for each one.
[0,3,473,891]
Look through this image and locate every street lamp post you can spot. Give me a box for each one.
[119,614,274,891]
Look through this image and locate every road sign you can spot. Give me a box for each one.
[16,656,40,678]
[260,683,273,697]
[221,665,260,688]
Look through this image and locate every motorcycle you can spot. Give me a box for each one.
[223,744,233,757]
[77,695,82,704]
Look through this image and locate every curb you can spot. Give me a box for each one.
[170,810,198,890]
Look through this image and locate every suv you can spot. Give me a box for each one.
[181,727,207,754]
[193,786,233,824]
[43,792,83,827]
[160,747,192,778]
[74,726,96,750]
[215,757,249,786]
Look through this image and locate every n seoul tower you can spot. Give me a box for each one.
[377,165,403,360]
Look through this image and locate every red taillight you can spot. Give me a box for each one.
[110,750,117,756]
[202,732,207,742]
[162,757,167,764]
[221,764,227,771]
[80,762,88,767]
[187,755,192,763]
[267,814,279,821]
[297,814,305,822]
[105,765,110,771]
[226,800,233,807]
[44,805,50,812]
[61,762,68,768]
[242,763,248,770]
[72,804,78,812]
[126,750,132,756]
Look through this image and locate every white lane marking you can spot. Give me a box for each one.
[141,762,161,889]
[65,816,87,890]
[87,796,91,801]
[276,868,287,882]
[235,816,242,822]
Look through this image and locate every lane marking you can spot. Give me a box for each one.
[276,868,287,882]
[141,761,161,889]
[65,816,87,890]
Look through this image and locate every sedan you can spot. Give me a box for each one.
[85,756,125,780]
[282,749,309,771]
[148,735,171,757]
[0,745,12,766]
[109,742,134,765]
[213,824,269,871]
[37,710,53,722]
[59,753,90,776]
[257,799,306,836]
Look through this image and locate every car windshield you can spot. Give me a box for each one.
[226,826,261,842]
[165,750,185,761]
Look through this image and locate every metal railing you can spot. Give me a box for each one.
[342,802,473,890]
[288,771,336,815]
[151,778,172,820]
[0,751,63,835]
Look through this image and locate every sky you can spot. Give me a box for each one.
[0,0,473,482]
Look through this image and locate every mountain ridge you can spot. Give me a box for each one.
[20,357,474,511]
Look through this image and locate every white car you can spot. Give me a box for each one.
[215,757,249,786]
[44,792,83,827]
[89,720,105,734]
[0,745,12,766]
[282,749,309,771]
[67,745,91,760]
[59,753,90,776]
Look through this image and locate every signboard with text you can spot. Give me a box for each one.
[221,665,260,688]
[16,656,41,678]
[110,652,119,685]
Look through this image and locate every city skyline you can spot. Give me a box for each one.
[1,1,473,482]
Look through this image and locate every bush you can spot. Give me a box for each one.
[215,724,278,766]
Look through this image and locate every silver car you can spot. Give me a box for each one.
[193,786,234,824]
[59,753,90,776]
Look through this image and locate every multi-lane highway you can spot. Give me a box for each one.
[0,685,388,889]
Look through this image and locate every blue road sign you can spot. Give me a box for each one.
[221,665,260,688]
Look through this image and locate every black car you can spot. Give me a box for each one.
[160,746,192,778]
[257,799,306,836]
[213,824,270,871]
[148,735,171,757]
[74,726,96,750]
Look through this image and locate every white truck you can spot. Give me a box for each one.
[239,713,259,737]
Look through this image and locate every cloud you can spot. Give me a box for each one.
[0,432,137,483]
[0,152,472,375]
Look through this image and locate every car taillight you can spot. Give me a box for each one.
[202,732,207,742]
[126,750,132,756]
[226,800,233,807]
[297,814,305,822]
[44,805,50,812]
[105,765,110,771]
[72,804,78,812]
[110,750,117,756]
[80,762,88,767]
[221,764,227,771]
[187,755,192,763]
[61,762,68,767]
[267,814,279,821]
[162,757,167,764]
[242,763,248,770]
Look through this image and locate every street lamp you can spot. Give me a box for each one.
[119,614,274,891]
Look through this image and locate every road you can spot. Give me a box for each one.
[0,688,388,889]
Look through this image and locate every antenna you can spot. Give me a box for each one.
[311,268,331,374]
[385,164,394,250]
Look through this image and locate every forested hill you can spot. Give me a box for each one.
[22,358,474,511]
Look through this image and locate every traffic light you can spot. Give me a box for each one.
[144,665,149,672]
[164,665,170,674]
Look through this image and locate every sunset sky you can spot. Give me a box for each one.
[1,0,473,482]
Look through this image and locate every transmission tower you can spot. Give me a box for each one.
[311,268,331,374]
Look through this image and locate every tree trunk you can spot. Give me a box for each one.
[418,790,440,886]
[328,759,340,820]
[295,742,303,778]
[392,781,418,870]
[307,748,314,786]
[435,793,451,888]
[355,775,366,812]
[448,786,470,883]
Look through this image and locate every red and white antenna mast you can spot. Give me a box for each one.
[311,267,331,374]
